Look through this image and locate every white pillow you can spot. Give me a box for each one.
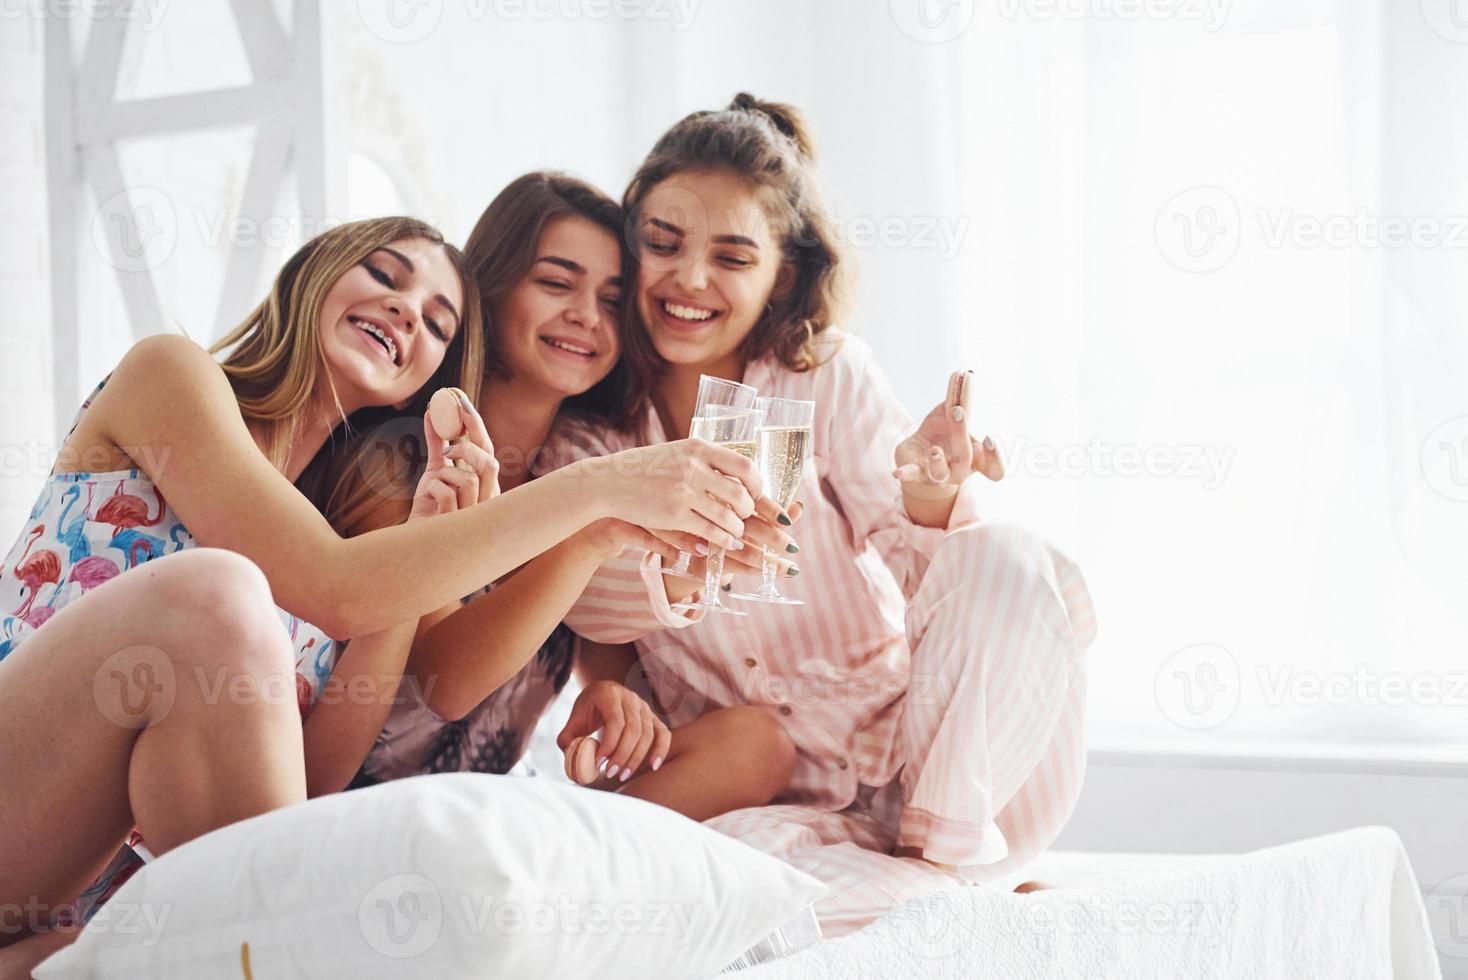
[36,774,825,979]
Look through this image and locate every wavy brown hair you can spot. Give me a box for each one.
[464,171,638,429]
[214,216,485,535]
[619,92,849,404]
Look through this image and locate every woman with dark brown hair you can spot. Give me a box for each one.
[549,95,1099,935]
[340,173,799,821]
[0,213,768,973]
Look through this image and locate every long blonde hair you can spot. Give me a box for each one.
[210,216,484,533]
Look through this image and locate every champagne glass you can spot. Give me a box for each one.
[672,401,763,617]
[661,375,759,584]
[730,397,814,606]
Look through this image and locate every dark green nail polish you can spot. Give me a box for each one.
[777,512,792,526]
[787,566,800,577]
[721,582,732,591]
[786,542,799,554]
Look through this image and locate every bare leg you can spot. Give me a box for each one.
[0,549,306,953]
[616,706,796,822]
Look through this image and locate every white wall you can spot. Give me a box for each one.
[0,14,53,539]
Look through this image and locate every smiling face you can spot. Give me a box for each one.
[633,168,788,372]
[492,215,622,398]
[317,235,464,411]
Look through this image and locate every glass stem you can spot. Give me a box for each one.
[704,547,727,605]
[760,545,778,593]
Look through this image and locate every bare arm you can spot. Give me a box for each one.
[301,620,416,796]
[411,527,631,722]
[93,336,762,638]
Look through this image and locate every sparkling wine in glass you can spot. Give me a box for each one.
[672,401,763,617]
[731,397,814,606]
[661,375,759,583]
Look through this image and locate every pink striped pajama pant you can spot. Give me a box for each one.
[707,521,1095,937]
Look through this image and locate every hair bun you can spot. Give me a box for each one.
[728,92,817,163]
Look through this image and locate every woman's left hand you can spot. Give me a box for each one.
[893,370,1004,497]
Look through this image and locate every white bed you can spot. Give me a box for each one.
[737,827,1441,979]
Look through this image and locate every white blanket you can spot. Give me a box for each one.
[738,827,1440,979]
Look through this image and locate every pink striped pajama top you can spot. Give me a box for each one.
[546,330,1097,933]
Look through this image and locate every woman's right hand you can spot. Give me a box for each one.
[575,439,774,551]
[410,405,498,521]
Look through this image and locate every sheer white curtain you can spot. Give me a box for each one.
[929,0,1468,752]
[29,0,1464,755]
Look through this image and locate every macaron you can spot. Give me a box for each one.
[564,736,602,785]
[427,387,473,470]
[946,370,970,421]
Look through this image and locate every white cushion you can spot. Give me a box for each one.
[36,774,825,979]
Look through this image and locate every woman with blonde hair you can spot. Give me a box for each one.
[0,215,768,971]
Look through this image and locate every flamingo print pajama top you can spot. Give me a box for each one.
[0,378,339,918]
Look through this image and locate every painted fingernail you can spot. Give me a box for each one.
[694,543,710,556]
[787,565,800,577]
[777,512,792,526]
[785,542,799,554]
[721,582,732,592]
[620,769,633,783]
[605,765,619,780]
[456,392,478,416]
[983,435,995,451]
[651,756,664,771]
